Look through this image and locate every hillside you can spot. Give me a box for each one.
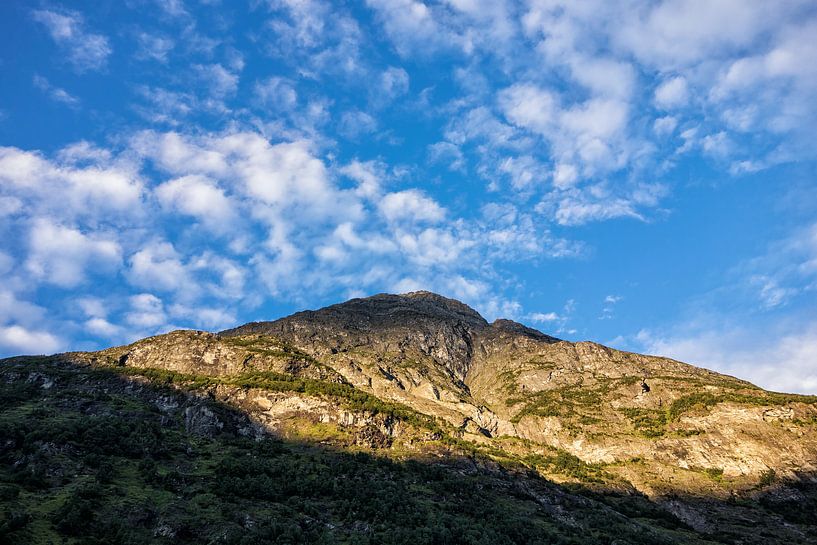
[2,291,817,544]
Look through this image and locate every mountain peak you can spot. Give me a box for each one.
[222,291,490,337]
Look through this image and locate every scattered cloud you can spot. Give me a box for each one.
[135,32,174,63]
[32,9,112,72]
[636,323,817,395]
[0,325,62,355]
[32,75,80,107]
[26,219,121,288]
[654,76,689,109]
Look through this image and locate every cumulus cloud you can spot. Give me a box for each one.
[0,145,143,219]
[0,325,61,355]
[125,293,167,329]
[378,190,446,223]
[0,290,47,326]
[498,84,556,135]
[26,219,121,288]
[654,76,689,108]
[127,241,190,293]
[155,175,236,232]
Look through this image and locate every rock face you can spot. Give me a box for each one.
[223,291,498,380]
[49,292,817,500]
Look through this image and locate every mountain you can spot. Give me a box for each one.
[2,291,817,544]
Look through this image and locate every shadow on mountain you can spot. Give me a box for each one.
[1,356,816,545]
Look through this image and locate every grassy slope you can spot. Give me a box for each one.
[2,356,816,544]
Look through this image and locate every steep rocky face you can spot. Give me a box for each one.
[223,291,492,381]
[10,291,817,539]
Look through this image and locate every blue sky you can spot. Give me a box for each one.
[1,1,816,393]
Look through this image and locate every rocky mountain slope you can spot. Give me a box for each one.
[3,291,817,544]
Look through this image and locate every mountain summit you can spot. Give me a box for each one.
[3,292,817,543]
[222,291,554,382]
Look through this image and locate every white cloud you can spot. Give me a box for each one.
[155,174,236,232]
[365,0,464,57]
[169,303,235,330]
[529,311,560,323]
[263,0,367,80]
[395,227,473,267]
[254,77,298,110]
[537,185,645,226]
[26,219,121,288]
[552,163,578,189]
[428,142,466,172]
[130,131,228,175]
[0,126,587,354]
[127,241,189,293]
[0,252,13,275]
[85,317,123,338]
[189,253,247,299]
[0,146,143,220]
[0,325,61,355]
[444,106,518,148]
[338,110,378,138]
[340,160,384,199]
[379,66,410,102]
[379,189,446,223]
[125,293,167,329]
[613,0,789,69]
[498,83,556,135]
[136,32,174,63]
[194,63,240,98]
[498,155,543,191]
[32,75,79,107]
[0,290,47,326]
[638,324,817,395]
[653,115,678,136]
[156,0,188,18]
[701,131,733,158]
[566,57,636,100]
[32,9,112,72]
[497,83,632,181]
[0,197,22,218]
[654,76,689,108]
